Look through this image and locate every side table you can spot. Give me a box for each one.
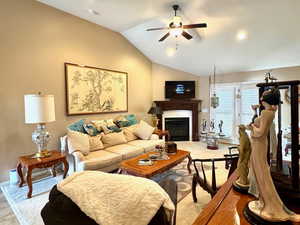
[154,129,170,141]
[17,150,69,198]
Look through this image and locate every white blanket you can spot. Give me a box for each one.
[57,171,175,225]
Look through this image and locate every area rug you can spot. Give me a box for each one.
[1,159,203,225]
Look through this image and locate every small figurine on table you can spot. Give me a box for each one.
[218,120,225,136]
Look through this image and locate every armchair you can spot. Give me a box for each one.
[192,154,239,201]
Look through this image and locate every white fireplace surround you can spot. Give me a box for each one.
[162,110,193,141]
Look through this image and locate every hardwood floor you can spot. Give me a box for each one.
[0,191,19,225]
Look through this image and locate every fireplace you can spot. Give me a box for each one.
[155,100,201,141]
[165,117,189,141]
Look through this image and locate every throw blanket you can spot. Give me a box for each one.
[57,171,175,225]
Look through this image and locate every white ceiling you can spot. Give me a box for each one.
[38,0,300,76]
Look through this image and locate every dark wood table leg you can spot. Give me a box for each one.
[26,168,33,198]
[187,154,192,174]
[51,165,57,177]
[62,159,69,179]
[17,163,24,187]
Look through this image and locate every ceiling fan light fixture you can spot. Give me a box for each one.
[170,27,183,37]
[172,16,182,27]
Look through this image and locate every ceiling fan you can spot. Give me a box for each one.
[146,5,207,42]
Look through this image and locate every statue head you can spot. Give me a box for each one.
[261,87,281,106]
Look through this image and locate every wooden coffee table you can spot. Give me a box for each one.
[119,150,192,178]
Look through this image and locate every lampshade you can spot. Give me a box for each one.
[24,94,56,124]
[148,106,162,115]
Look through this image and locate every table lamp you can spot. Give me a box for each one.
[148,105,162,129]
[24,93,56,158]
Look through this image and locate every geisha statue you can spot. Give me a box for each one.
[246,87,300,223]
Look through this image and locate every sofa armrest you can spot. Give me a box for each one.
[71,151,85,172]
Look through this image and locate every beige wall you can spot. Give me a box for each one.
[0,0,152,182]
[215,66,300,84]
[152,63,210,110]
[151,63,210,130]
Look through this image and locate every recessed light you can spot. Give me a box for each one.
[236,30,248,41]
[88,9,100,16]
[166,47,176,57]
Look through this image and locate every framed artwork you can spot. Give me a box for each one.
[65,63,128,116]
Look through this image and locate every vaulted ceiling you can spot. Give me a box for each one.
[38,0,300,76]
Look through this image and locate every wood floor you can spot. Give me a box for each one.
[0,191,19,225]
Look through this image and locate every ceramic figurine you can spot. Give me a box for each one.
[233,125,251,193]
[246,88,300,223]
[218,120,225,136]
[210,120,215,133]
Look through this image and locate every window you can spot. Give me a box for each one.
[210,82,259,139]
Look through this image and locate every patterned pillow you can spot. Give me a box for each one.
[89,134,104,151]
[125,114,138,126]
[91,120,107,132]
[68,119,86,134]
[83,122,99,136]
[105,119,121,132]
[114,115,130,128]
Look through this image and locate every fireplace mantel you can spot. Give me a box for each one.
[155,100,202,141]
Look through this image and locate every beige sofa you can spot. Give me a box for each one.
[66,134,164,173]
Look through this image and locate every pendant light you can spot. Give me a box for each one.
[210,65,219,108]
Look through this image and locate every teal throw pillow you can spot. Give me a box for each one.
[125,114,138,126]
[108,125,122,132]
[83,123,99,136]
[68,119,86,134]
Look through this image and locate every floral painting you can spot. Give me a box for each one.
[65,63,128,115]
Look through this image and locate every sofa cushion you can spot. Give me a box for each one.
[67,131,90,155]
[134,120,155,140]
[102,131,127,148]
[81,150,122,170]
[128,139,164,153]
[89,134,104,152]
[122,124,138,142]
[105,144,144,160]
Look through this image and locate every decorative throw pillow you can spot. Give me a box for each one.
[125,114,138,126]
[133,120,155,140]
[89,134,104,151]
[67,130,90,155]
[105,119,122,132]
[122,125,138,142]
[114,115,130,128]
[101,125,113,135]
[91,120,107,132]
[68,119,87,134]
[83,122,99,136]
[101,131,127,148]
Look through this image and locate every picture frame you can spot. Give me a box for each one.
[65,63,128,116]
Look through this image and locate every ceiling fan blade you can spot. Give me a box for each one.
[146,27,169,31]
[182,31,193,40]
[183,23,207,29]
[159,32,170,42]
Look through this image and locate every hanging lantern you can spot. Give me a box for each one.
[210,65,219,109]
[211,93,219,108]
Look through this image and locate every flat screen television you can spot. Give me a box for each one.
[165,81,195,99]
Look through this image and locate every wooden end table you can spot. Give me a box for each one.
[119,149,192,178]
[17,150,69,198]
[154,129,170,141]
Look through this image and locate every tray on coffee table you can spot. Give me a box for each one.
[118,149,192,178]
